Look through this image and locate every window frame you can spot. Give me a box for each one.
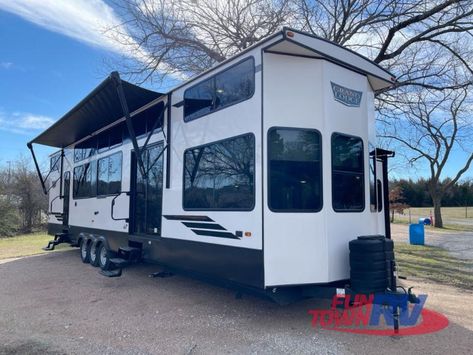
[182,132,256,211]
[267,126,323,213]
[183,56,256,122]
[331,132,365,213]
[96,151,123,197]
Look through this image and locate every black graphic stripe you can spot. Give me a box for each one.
[163,215,214,222]
[191,229,240,239]
[182,222,226,230]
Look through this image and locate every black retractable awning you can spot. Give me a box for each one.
[29,72,163,148]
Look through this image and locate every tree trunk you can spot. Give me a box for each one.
[433,198,443,228]
[391,208,395,223]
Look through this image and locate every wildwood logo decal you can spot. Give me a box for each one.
[308,293,449,336]
[331,82,362,107]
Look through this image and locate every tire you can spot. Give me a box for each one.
[350,269,388,280]
[349,239,393,253]
[89,242,100,267]
[98,244,113,271]
[80,239,90,264]
[350,259,387,271]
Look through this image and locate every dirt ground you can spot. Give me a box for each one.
[1,250,473,354]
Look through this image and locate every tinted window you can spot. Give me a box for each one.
[184,57,255,121]
[50,154,60,172]
[73,161,97,199]
[184,78,214,121]
[74,137,97,162]
[268,128,322,211]
[183,134,255,210]
[97,152,122,196]
[215,58,254,109]
[332,134,364,212]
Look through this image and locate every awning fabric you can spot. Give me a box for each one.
[29,73,163,148]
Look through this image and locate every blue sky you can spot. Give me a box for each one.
[0,1,471,181]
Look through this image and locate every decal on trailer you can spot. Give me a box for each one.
[330,82,362,107]
[163,215,240,239]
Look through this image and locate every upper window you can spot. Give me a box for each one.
[184,57,255,122]
[73,161,97,199]
[268,128,322,212]
[50,154,60,172]
[183,134,255,210]
[74,137,97,162]
[332,133,364,212]
[97,152,122,196]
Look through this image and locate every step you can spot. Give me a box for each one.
[99,269,122,278]
[110,258,129,268]
[118,246,141,262]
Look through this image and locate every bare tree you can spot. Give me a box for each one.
[108,0,473,227]
[380,87,473,227]
[110,0,292,83]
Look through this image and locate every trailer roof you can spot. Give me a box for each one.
[29,73,163,148]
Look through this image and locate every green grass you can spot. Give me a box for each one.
[0,233,69,260]
[395,242,473,290]
[393,206,473,231]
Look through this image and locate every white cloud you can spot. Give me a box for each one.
[0,0,177,78]
[0,111,55,135]
[0,62,13,69]
[0,0,149,60]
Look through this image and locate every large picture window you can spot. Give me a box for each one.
[332,133,364,212]
[73,161,97,199]
[184,57,255,121]
[183,134,255,210]
[97,152,122,196]
[268,128,322,212]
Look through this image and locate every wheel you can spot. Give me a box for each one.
[89,242,100,267]
[80,239,90,264]
[98,243,113,271]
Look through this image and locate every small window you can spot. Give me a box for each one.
[50,154,60,172]
[184,57,255,121]
[268,128,322,212]
[184,78,214,121]
[215,58,254,109]
[74,137,97,162]
[332,133,364,212]
[97,152,122,196]
[130,102,165,137]
[73,161,97,199]
[183,134,255,210]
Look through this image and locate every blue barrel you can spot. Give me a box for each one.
[418,217,431,225]
[409,224,425,245]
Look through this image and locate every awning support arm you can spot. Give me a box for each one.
[27,142,47,195]
[111,71,148,179]
[59,149,64,198]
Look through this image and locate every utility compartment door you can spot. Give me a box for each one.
[263,53,328,286]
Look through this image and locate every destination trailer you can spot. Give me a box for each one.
[29,28,397,303]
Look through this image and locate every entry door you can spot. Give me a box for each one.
[130,143,164,236]
[62,171,70,226]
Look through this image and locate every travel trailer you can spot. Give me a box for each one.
[29,28,400,303]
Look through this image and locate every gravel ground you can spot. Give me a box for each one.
[1,250,473,354]
[391,224,473,260]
